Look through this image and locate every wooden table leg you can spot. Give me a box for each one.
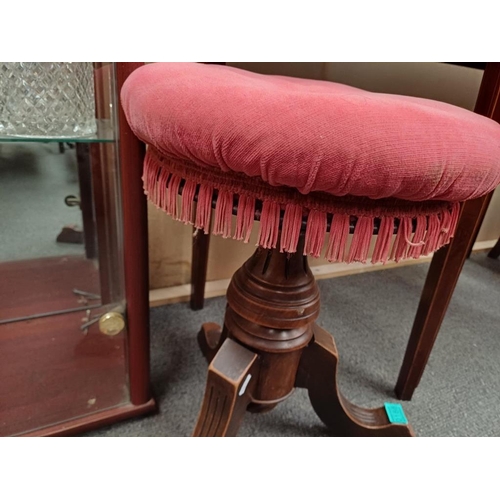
[395,196,488,400]
[190,229,210,311]
[466,191,494,258]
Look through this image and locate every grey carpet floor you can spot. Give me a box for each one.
[0,142,83,262]
[86,252,500,437]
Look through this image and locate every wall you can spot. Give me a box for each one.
[148,62,500,289]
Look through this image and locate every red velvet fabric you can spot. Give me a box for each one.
[121,62,500,203]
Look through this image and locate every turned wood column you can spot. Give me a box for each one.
[194,232,414,436]
[224,236,320,409]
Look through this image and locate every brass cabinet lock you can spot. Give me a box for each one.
[98,311,126,336]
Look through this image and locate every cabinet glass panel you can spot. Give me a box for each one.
[0,63,129,435]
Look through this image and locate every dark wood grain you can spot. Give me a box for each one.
[0,310,128,436]
[466,191,494,258]
[22,399,156,437]
[464,61,500,255]
[190,230,211,310]
[473,62,500,118]
[297,324,414,436]
[116,62,151,406]
[193,339,257,437]
[0,254,147,437]
[194,233,413,436]
[396,199,487,399]
[0,255,100,322]
[225,235,318,410]
[396,62,500,400]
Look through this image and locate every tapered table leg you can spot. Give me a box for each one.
[396,196,487,400]
[190,230,211,311]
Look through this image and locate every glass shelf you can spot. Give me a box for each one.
[0,119,115,143]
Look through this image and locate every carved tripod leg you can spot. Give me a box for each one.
[193,338,258,437]
[297,324,414,437]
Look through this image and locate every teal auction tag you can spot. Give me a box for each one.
[384,403,408,424]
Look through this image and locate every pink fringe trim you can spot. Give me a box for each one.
[143,153,462,265]
[195,184,213,234]
[166,175,181,219]
[258,201,281,249]
[214,190,233,238]
[157,168,169,211]
[391,217,412,262]
[235,195,255,243]
[348,216,374,263]
[326,214,350,262]
[408,215,427,259]
[304,210,327,258]
[281,204,303,253]
[180,180,196,224]
[423,214,440,256]
[371,217,393,264]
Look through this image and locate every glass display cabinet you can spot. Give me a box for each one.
[0,62,155,436]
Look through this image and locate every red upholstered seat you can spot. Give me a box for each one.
[121,63,500,263]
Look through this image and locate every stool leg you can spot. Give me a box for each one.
[467,191,493,258]
[395,196,486,401]
[190,230,210,311]
[193,338,258,437]
[297,324,414,437]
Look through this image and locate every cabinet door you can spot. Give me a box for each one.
[0,63,133,436]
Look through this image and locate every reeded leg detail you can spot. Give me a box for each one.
[193,338,258,437]
[297,324,414,437]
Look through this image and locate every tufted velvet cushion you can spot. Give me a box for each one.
[122,62,500,203]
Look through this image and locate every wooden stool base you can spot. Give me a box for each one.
[193,237,414,437]
[194,322,414,437]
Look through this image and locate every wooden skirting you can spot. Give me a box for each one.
[149,239,497,308]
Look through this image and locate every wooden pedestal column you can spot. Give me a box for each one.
[193,235,414,437]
